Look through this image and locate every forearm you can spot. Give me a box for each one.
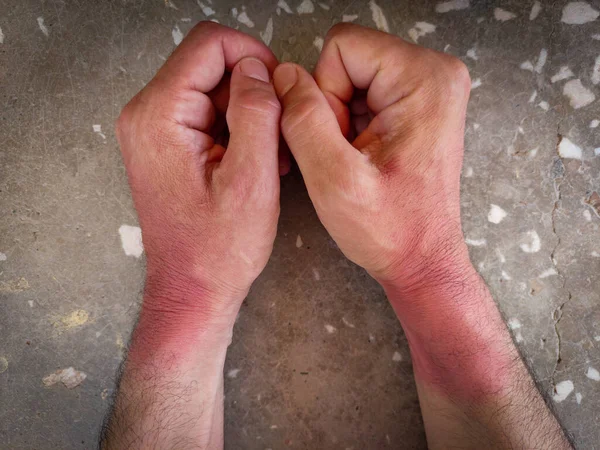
[100,275,242,450]
[380,249,571,449]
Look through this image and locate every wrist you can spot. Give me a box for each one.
[380,249,518,401]
[128,264,248,359]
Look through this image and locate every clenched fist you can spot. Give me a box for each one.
[274,24,472,290]
[117,22,283,323]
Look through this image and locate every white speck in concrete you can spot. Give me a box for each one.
[466,48,478,60]
[558,137,583,160]
[408,22,436,43]
[494,8,517,21]
[392,351,402,362]
[172,24,183,45]
[520,60,534,72]
[593,34,600,40]
[552,380,574,402]
[583,209,592,221]
[313,36,324,51]
[501,270,512,281]
[564,79,596,109]
[37,17,49,37]
[119,225,144,258]
[530,1,542,20]
[593,251,600,257]
[166,0,178,9]
[227,368,241,378]
[592,55,600,85]
[464,166,474,177]
[520,230,541,253]
[576,392,583,404]
[550,66,574,83]
[538,100,549,111]
[197,1,215,16]
[318,2,330,10]
[231,7,238,16]
[342,317,355,328]
[476,16,485,23]
[369,0,389,32]
[528,90,538,103]
[277,0,293,14]
[534,48,547,73]
[0,26,4,44]
[260,17,273,46]
[312,268,320,281]
[435,0,470,13]
[93,124,106,140]
[488,204,507,224]
[496,248,506,263]
[28,300,34,308]
[595,335,600,340]
[595,148,600,156]
[236,11,255,27]
[325,324,336,334]
[368,333,376,343]
[471,78,482,89]
[342,14,358,22]
[586,367,600,381]
[296,234,303,248]
[508,318,521,330]
[539,268,558,278]
[590,119,600,128]
[43,367,87,389]
[0,252,6,261]
[515,331,524,342]
[296,0,314,14]
[473,123,480,130]
[561,2,599,24]
[465,237,486,247]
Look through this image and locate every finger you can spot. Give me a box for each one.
[156,21,278,93]
[218,57,281,182]
[314,23,433,116]
[273,63,364,187]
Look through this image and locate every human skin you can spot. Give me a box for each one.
[99,22,285,449]
[100,21,572,450]
[273,24,572,449]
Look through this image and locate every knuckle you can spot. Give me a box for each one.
[326,22,356,41]
[438,56,472,97]
[235,87,281,116]
[281,96,322,137]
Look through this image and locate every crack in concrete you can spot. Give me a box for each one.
[549,132,574,391]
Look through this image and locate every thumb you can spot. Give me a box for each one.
[219,57,281,183]
[273,63,357,185]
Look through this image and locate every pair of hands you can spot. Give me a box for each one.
[116,22,472,326]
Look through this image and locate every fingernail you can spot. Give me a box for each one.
[273,64,298,98]
[239,57,270,82]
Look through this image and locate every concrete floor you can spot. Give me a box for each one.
[1,0,599,448]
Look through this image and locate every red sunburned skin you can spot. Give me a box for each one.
[384,275,518,404]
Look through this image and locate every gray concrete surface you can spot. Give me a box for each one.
[1,0,599,448]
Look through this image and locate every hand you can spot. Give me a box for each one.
[116,22,282,325]
[273,24,472,290]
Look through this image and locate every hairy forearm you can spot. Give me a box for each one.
[100,276,242,450]
[380,250,571,449]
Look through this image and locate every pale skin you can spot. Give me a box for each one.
[100,22,572,450]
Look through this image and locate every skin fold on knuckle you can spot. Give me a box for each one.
[281,96,329,143]
[229,87,280,122]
